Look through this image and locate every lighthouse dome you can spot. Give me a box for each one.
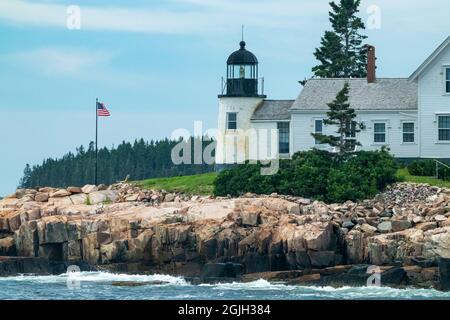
[227,41,258,65]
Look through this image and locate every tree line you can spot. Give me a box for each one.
[19,137,215,189]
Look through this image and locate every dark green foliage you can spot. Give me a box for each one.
[313,0,367,78]
[19,164,32,189]
[438,166,450,181]
[311,82,362,154]
[19,137,215,188]
[213,163,274,196]
[276,150,333,200]
[312,31,346,78]
[213,149,397,203]
[327,149,397,202]
[407,159,450,180]
[407,160,436,177]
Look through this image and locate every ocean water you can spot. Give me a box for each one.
[0,272,449,300]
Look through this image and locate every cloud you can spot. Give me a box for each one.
[12,48,112,76]
[0,0,199,34]
[0,0,65,27]
[0,0,328,34]
[1,0,450,36]
[172,0,328,17]
[9,47,157,87]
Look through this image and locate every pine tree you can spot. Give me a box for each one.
[19,164,32,188]
[313,0,367,78]
[19,137,216,188]
[312,31,345,78]
[311,82,362,155]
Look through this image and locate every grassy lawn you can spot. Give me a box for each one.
[135,169,450,197]
[136,172,218,195]
[396,168,450,188]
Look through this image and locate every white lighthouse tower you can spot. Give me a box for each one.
[216,40,266,168]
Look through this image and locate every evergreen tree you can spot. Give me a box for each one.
[313,0,367,78]
[19,137,216,188]
[312,31,345,78]
[311,82,362,155]
[19,164,32,188]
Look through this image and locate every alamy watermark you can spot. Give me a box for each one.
[170,121,280,175]
[66,265,81,289]
[366,5,382,30]
[66,5,81,30]
[64,3,381,31]
[366,265,382,287]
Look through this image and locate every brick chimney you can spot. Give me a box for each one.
[367,45,376,83]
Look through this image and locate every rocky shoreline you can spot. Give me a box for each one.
[1,182,450,290]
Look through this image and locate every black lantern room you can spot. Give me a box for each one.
[219,41,265,98]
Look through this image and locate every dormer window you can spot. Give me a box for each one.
[446,68,450,93]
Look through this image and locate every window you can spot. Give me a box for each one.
[230,65,255,79]
[402,122,415,143]
[278,122,290,154]
[374,123,386,143]
[438,115,450,141]
[344,121,358,151]
[345,121,357,139]
[446,68,450,93]
[226,112,237,130]
[314,119,323,144]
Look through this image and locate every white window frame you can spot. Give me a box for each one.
[345,120,358,141]
[226,112,237,131]
[438,114,450,142]
[445,66,450,94]
[401,121,416,144]
[314,119,324,145]
[373,121,388,144]
[277,122,290,155]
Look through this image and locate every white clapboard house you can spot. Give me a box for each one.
[215,37,450,166]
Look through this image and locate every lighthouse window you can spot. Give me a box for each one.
[231,65,254,79]
[239,66,245,78]
[278,122,290,154]
[227,112,237,130]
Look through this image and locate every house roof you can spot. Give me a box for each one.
[409,36,450,81]
[290,78,418,111]
[251,100,294,121]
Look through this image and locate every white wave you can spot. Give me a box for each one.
[0,272,188,286]
[293,285,450,299]
[200,279,297,291]
[1,273,450,299]
[199,278,450,299]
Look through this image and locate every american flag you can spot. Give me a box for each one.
[97,101,111,117]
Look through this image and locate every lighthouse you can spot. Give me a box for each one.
[216,40,266,167]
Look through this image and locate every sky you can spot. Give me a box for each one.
[0,0,449,196]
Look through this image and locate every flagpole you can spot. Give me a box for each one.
[95,98,98,185]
